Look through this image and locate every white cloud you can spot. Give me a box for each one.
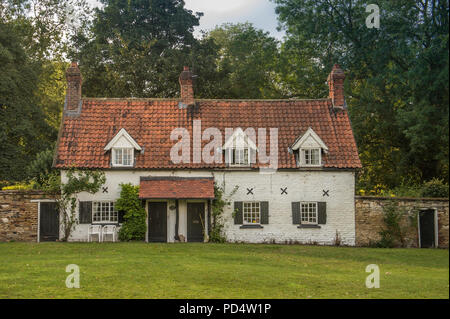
[185,0,284,39]
[86,0,285,39]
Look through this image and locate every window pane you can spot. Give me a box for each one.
[302,149,320,165]
[301,202,317,224]
[243,202,260,224]
[92,202,118,223]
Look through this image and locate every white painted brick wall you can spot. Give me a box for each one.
[214,171,356,245]
[62,169,355,245]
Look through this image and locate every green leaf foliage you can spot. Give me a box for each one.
[273,0,449,190]
[421,178,449,198]
[0,21,53,182]
[116,183,146,241]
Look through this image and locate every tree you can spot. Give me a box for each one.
[42,168,106,241]
[274,0,449,190]
[1,0,92,182]
[0,21,53,182]
[205,23,283,99]
[70,0,202,98]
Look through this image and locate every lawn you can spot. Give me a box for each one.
[0,243,448,299]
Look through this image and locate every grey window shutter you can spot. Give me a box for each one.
[79,201,92,224]
[234,201,243,224]
[292,202,301,224]
[260,201,269,224]
[318,202,327,224]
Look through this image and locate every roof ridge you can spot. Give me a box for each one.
[82,97,331,102]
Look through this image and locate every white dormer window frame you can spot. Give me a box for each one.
[104,128,142,168]
[299,148,322,167]
[222,128,257,167]
[291,127,328,168]
[112,147,134,167]
[230,147,250,166]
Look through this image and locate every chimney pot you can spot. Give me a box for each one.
[327,64,346,109]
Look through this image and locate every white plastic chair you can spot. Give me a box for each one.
[88,225,102,242]
[102,225,117,242]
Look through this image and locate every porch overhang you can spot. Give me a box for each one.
[139,177,215,199]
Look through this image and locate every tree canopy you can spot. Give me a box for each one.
[1,0,448,194]
[274,0,449,190]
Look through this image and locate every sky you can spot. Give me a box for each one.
[184,0,285,39]
[87,0,285,39]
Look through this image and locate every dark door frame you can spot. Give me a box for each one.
[33,200,59,242]
[187,201,206,242]
[418,208,438,248]
[147,201,168,243]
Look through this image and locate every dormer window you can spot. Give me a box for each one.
[222,128,257,167]
[291,127,328,168]
[104,128,142,168]
[112,148,134,167]
[300,148,321,166]
[231,148,249,166]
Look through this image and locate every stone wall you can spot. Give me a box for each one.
[0,191,52,242]
[355,196,449,248]
[1,190,448,248]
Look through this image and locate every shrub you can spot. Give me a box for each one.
[2,182,36,191]
[376,201,409,248]
[210,183,238,243]
[116,183,146,241]
[26,149,55,187]
[421,178,449,198]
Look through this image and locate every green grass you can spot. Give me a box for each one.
[0,243,448,299]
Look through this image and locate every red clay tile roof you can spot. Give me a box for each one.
[54,98,361,169]
[139,177,214,199]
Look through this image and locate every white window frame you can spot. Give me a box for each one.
[112,147,134,167]
[243,201,261,225]
[300,202,318,225]
[300,148,322,167]
[92,201,118,223]
[229,147,250,167]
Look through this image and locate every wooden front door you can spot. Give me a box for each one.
[148,202,167,242]
[187,203,205,242]
[39,202,59,242]
[419,209,436,248]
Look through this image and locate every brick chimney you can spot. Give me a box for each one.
[65,62,82,113]
[179,66,194,106]
[327,64,346,109]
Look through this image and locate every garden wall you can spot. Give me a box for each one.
[355,196,449,248]
[1,191,448,247]
[0,191,52,242]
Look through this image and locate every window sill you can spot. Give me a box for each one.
[297,224,321,229]
[240,224,264,229]
[298,165,322,168]
[228,165,251,169]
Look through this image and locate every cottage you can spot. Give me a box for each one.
[53,63,361,244]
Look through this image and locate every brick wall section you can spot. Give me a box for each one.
[355,196,449,248]
[1,190,448,247]
[0,191,52,242]
[65,62,82,112]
